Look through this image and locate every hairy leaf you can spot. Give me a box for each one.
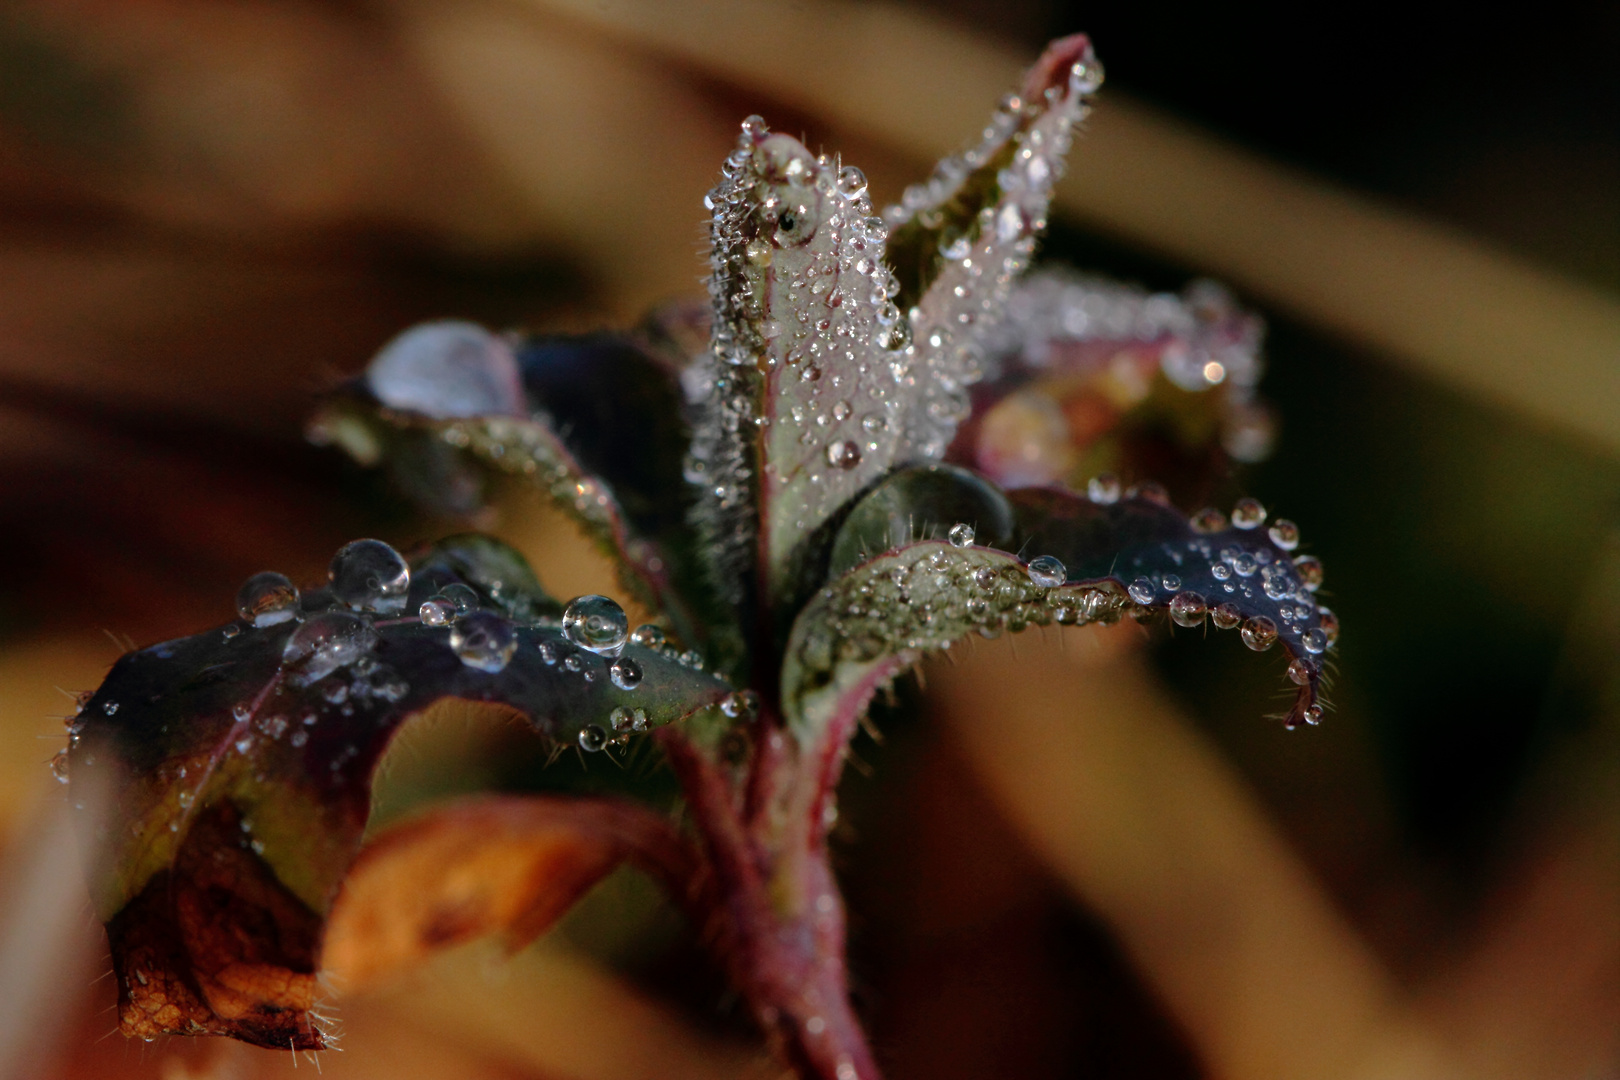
[67,535,731,1048]
[783,488,1334,751]
[883,34,1102,463]
[688,36,1103,622]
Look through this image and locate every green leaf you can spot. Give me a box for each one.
[782,486,1334,748]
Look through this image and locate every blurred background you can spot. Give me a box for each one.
[0,1,1615,1078]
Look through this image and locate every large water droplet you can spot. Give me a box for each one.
[629,624,665,649]
[329,539,410,615]
[1293,555,1324,591]
[1316,607,1340,644]
[562,595,629,656]
[948,523,976,547]
[1267,519,1300,550]
[836,166,867,199]
[440,583,479,613]
[610,656,643,690]
[1190,508,1228,533]
[579,725,608,752]
[1087,473,1121,505]
[419,598,456,626]
[1026,555,1066,587]
[366,321,524,419]
[1300,627,1328,655]
[1240,616,1278,651]
[450,612,517,673]
[1169,591,1207,627]
[826,440,862,470]
[1211,602,1242,630]
[283,612,379,683]
[1288,658,1314,685]
[235,572,300,627]
[1231,497,1267,529]
[1128,577,1156,604]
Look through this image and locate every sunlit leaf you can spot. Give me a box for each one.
[324,794,697,992]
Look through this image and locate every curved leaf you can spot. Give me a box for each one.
[783,488,1334,749]
[310,324,715,653]
[825,463,1013,580]
[323,794,698,992]
[66,536,732,1048]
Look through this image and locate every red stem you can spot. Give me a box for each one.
[655,728,881,1080]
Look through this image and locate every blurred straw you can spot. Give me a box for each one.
[499,0,1620,454]
[927,627,1458,1080]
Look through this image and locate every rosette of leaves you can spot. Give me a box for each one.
[66,35,1338,1080]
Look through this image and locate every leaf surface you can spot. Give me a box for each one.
[311,324,717,653]
[782,486,1334,753]
[68,535,731,1048]
[324,794,696,992]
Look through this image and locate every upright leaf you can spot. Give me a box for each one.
[883,34,1103,462]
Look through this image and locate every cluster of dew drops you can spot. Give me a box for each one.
[54,539,760,787]
[936,479,1338,726]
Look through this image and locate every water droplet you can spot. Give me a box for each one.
[232,702,251,723]
[832,400,853,422]
[1303,704,1324,725]
[1316,607,1340,644]
[1069,52,1105,94]
[629,624,665,649]
[1268,520,1300,550]
[1169,592,1207,627]
[450,612,517,673]
[564,654,583,673]
[836,166,867,198]
[221,625,241,640]
[1240,616,1278,651]
[328,539,410,615]
[1231,552,1258,577]
[538,641,558,665]
[1293,555,1324,591]
[440,583,479,613]
[745,237,772,265]
[1288,658,1314,685]
[1190,508,1228,533]
[579,724,608,752]
[50,750,69,783]
[1300,627,1328,655]
[1087,473,1122,505]
[1231,497,1267,529]
[826,440,862,470]
[419,598,456,626]
[102,700,119,716]
[1129,481,1171,506]
[610,656,643,690]
[1211,602,1242,630]
[235,572,300,627]
[948,523,976,547]
[1027,555,1066,587]
[282,611,379,683]
[1161,573,1182,591]
[562,595,629,656]
[721,690,760,719]
[1128,577,1156,604]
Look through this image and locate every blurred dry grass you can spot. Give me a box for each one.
[0,2,1615,1079]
